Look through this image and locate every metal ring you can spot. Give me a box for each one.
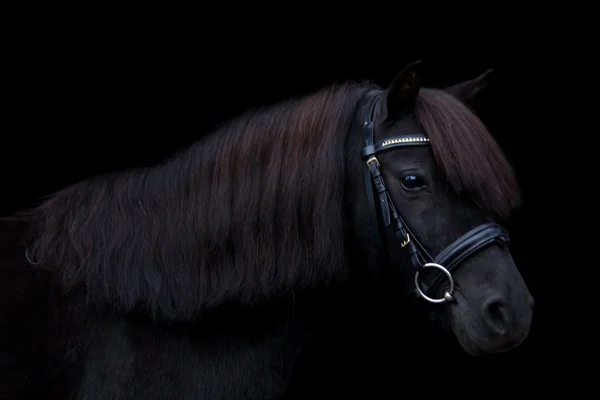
[414,262,455,304]
[25,248,40,265]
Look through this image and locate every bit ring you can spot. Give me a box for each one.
[414,262,455,304]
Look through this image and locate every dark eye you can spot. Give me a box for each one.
[399,174,426,191]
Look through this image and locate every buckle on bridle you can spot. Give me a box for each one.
[365,157,380,167]
[400,232,410,248]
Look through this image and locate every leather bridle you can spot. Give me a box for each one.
[359,92,511,304]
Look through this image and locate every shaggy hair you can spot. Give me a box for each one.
[414,88,520,217]
[21,83,370,322]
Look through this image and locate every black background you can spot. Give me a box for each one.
[2,11,581,396]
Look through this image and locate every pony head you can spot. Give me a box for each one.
[349,61,534,355]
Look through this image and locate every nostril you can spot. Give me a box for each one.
[482,297,509,336]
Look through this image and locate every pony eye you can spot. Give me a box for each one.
[400,174,426,190]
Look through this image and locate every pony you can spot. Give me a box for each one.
[0,61,534,399]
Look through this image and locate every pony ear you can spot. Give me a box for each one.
[444,68,494,103]
[385,60,422,121]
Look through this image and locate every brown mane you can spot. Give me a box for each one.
[414,88,520,218]
[19,82,370,322]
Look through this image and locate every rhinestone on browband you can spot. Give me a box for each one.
[381,137,429,146]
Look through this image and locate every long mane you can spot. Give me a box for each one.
[19,83,370,322]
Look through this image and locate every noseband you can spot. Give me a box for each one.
[360,92,510,304]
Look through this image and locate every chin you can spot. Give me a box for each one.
[454,328,530,357]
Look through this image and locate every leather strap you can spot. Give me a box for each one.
[362,92,383,235]
[418,223,510,295]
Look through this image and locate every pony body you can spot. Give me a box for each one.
[0,69,527,398]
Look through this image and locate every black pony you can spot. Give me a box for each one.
[0,61,534,399]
